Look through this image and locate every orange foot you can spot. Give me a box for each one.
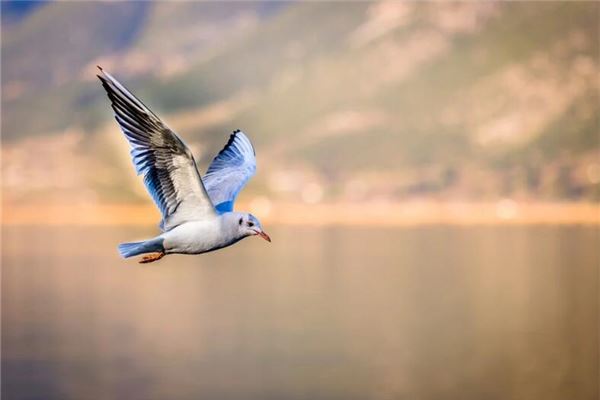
[139,252,165,264]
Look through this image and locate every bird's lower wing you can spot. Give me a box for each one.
[203,130,257,213]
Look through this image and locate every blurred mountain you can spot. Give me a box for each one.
[0,0,47,25]
[2,1,599,204]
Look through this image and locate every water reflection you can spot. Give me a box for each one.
[2,225,598,399]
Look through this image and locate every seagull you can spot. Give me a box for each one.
[97,67,270,263]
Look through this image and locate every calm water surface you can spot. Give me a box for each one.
[2,225,598,400]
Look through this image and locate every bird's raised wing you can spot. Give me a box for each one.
[203,130,256,213]
[97,67,216,231]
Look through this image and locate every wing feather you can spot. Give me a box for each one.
[97,67,216,230]
[203,130,257,213]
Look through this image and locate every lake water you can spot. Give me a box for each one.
[2,225,598,400]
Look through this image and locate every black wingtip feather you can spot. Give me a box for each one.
[210,129,255,163]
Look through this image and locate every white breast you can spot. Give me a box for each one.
[161,217,229,254]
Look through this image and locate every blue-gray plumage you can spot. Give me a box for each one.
[204,131,256,214]
[97,66,270,263]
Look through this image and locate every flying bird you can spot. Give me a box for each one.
[97,67,270,263]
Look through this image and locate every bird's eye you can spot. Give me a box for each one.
[239,218,243,225]
[248,222,254,227]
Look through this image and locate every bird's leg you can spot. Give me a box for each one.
[139,252,165,264]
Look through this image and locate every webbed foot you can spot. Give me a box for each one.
[139,252,165,264]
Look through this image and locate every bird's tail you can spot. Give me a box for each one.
[118,238,164,258]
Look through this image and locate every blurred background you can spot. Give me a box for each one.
[2,0,599,221]
[2,1,599,400]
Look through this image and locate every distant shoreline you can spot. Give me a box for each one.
[2,201,599,226]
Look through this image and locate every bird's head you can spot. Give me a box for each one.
[237,213,271,242]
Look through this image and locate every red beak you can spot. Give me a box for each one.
[257,231,271,242]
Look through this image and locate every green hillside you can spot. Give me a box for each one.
[2,1,598,202]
